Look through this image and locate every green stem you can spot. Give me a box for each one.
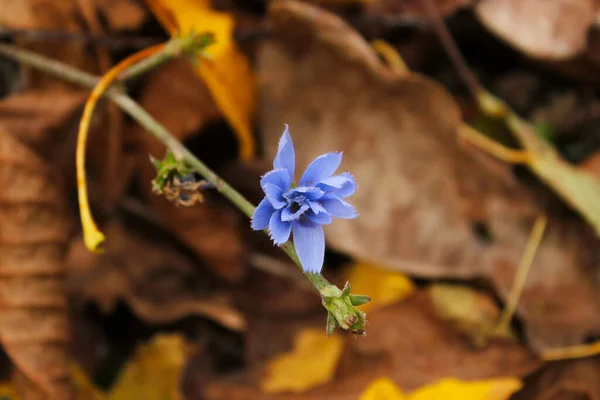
[0,41,368,334]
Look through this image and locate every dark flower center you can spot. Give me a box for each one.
[286,192,307,214]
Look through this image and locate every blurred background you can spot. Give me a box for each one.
[1,0,600,399]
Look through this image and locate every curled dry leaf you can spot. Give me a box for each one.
[259,0,600,350]
[0,128,72,398]
[131,60,246,282]
[475,0,598,60]
[66,221,246,332]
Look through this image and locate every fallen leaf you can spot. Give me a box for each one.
[0,127,72,398]
[408,377,522,400]
[475,0,597,60]
[360,376,522,400]
[131,60,246,282]
[0,0,101,88]
[95,0,147,31]
[427,283,514,342]
[513,358,600,400]
[359,377,407,400]
[345,262,415,312]
[0,380,19,399]
[145,0,256,160]
[66,221,246,332]
[261,328,344,394]
[0,89,87,152]
[109,334,190,400]
[259,0,600,350]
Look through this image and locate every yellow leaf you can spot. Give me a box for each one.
[408,378,522,400]
[427,283,514,342]
[261,328,344,394]
[109,333,190,400]
[146,0,256,160]
[359,378,407,400]
[0,380,19,400]
[346,262,415,312]
[70,364,105,400]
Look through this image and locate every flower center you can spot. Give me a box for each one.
[286,192,308,214]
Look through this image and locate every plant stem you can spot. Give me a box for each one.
[0,42,368,333]
[0,44,326,285]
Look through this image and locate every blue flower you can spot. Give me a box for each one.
[251,124,358,273]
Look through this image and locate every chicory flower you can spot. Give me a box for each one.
[251,125,358,273]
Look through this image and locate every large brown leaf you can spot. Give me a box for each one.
[258,0,600,350]
[0,127,72,398]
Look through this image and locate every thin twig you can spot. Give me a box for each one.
[0,28,161,49]
[419,0,482,98]
[495,215,547,334]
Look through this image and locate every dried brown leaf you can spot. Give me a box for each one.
[132,60,246,282]
[513,358,600,400]
[0,89,86,153]
[0,127,72,398]
[0,0,99,88]
[258,0,600,350]
[94,0,147,31]
[66,222,246,332]
[475,0,598,60]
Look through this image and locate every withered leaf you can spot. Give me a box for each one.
[475,0,598,60]
[68,222,245,330]
[66,221,246,332]
[132,60,246,282]
[513,358,600,400]
[258,0,600,350]
[0,127,72,399]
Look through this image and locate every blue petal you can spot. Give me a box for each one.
[286,186,325,201]
[263,183,287,209]
[307,211,333,225]
[273,124,295,183]
[251,198,275,230]
[308,200,327,214]
[261,168,291,192]
[317,173,357,198]
[321,196,358,219]
[269,209,292,244]
[335,172,357,198]
[292,219,325,273]
[299,152,343,186]
[282,204,309,221]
